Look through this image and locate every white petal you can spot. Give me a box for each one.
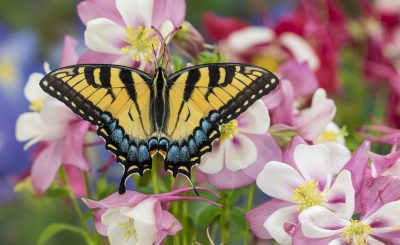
[160,20,174,39]
[85,18,125,54]
[366,237,385,245]
[116,0,153,27]
[363,200,400,227]
[315,122,345,145]
[294,144,332,190]
[279,32,320,70]
[24,72,46,102]
[237,100,270,134]
[256,161,304,202]
[102,208,136,245]
[325,170,355,220]
[328,238,346,245]
[224,134,257,172]
[41,97,75,126]
[198,142,225,174]
[324,142,351,175]
[15,112,48,148]
[264,205,298,245]
[299,206,348,238]
[133,218,158,245]
[225,27,275,54]
[122,198,156,225]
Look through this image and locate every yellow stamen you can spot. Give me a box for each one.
[29,98,44,112]
[219,120,239,142]
[292,180,327,211]
[318,126,348,143]
[121,25,158,62]
[341,220,372,245]
[118,217,138,242]
[251,55,280,73]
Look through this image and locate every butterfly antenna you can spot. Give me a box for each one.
[151,26,167,66]
[179,173,200,196]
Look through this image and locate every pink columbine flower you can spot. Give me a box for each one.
[15,37,90,194]
[77,0,185,70]
[196,101,282,189]
[369,150,400,177]
[83,187,221,245]
[247,144,355,244]
[296,176,400,244]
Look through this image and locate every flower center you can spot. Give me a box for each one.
[219,120,239,142]
[0,60,17,87]
[291,180,327,211]
[121,25,158,62]
[29,98,44,112]
[318,126,348,143]
[341,220,372,245]
[118,217,138,242]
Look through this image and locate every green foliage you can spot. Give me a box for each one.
[38,223,93,245]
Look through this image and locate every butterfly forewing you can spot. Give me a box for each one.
[163,63,279,176]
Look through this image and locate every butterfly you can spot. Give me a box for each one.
[39,63,279,194]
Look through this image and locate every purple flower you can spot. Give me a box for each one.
[78,0,186,70]
[83,187,220,245]
[196,101,282,189]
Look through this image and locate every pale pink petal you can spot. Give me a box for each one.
[264,80,295,125]
[65,165,86,197]
[264,205,298,245]
[369,151,400,178]
[294,144,332,190]
[78,50,122,65]
[282,136,308,168]
[155,201,182,245]
[116,0,153,27]
[62,120,90,171]
[257,161,304,202]
[237,100,270,134]
[152,0,186,27]
[197,133,282,189]
[24,72,45,102]
[246,199,293,239]
[296,89,336,141]
[292,224,340,245]
[325,170,355,220]
[279,32,320,70]
[77,0,123,26]
[93,209,107,235]
[159,20,174,38]
[85,18,125,54]
[364,200,400,229]
[82,191,148,209]
[278,61,319,99]
[298,206,348,238]
[361,176,400,217]
[224,134,257,172]
[197,142,225,174]
[60,36,79,67]
[225,27,275,54]
[31,140,64,193]
[328,238,347,245]
[324,142,351,175]
[371,231,400,244]
[342,141,370,194]
[41,97,76,126]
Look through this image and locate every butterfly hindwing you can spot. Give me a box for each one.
[39,64,156,192]
[163,63,279,176]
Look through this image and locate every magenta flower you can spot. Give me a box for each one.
[83,187,220,245]
[247,144,355,244]
[369,150,400,177]
[78,0,186,70]
[196,101,282,189]
[15,36,90,194]
[296,176,400,244]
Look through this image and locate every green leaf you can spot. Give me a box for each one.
[194,205,221,229]
[38,223,92,245]
[226,206,245,224]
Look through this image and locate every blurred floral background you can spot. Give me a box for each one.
[1,0,400,244]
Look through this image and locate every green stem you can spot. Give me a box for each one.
[152,157,160,194]
[182,201,189,245]
[220,192,228,244]
[244,185,255,245]
[60,167,96,245]
[83,172,92,199]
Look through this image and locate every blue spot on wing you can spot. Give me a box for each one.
[180,146,190,162]
[194,129,207,145]
[120,138,129,153]
[188,138,198,155]
[111,128,123,143]
[201,119,212,133]
[138,145,150,162]
[128,145,138,162]
[167,145,180,163]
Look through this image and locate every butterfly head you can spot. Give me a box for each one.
[151,26,182,75]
